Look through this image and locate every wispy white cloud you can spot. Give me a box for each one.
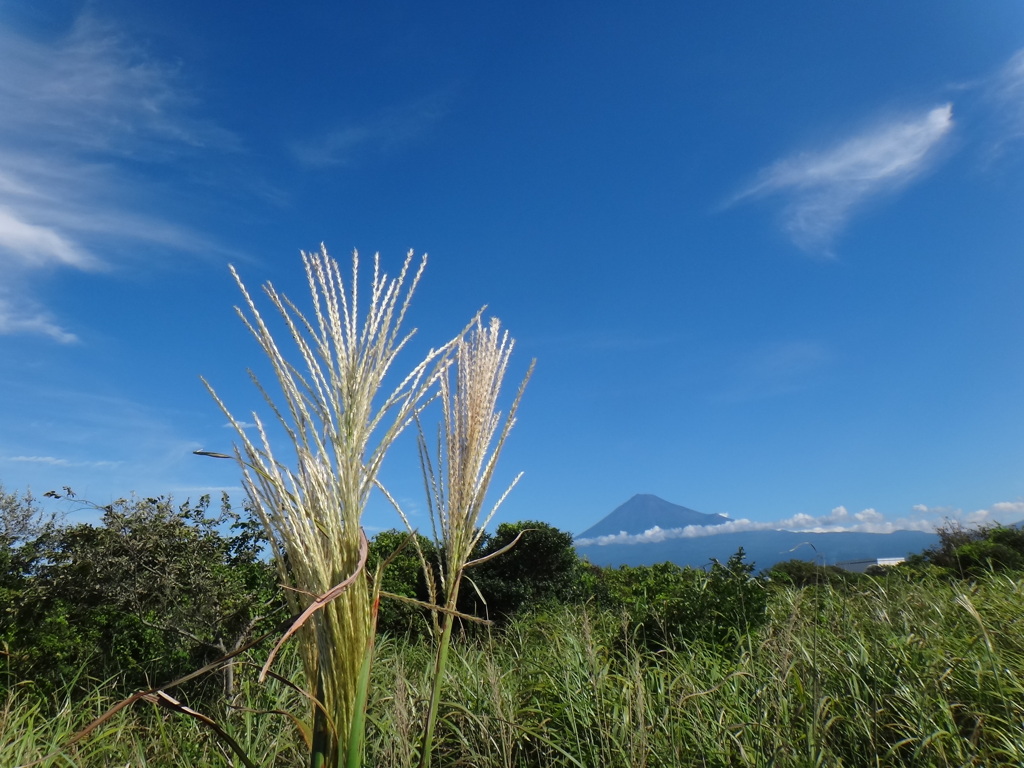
[0,207,102,271]
[981,48,1024,159]
[916,500,1024,527]
[224,420,257,430]
[990,500,1024,516]
[0,14,233,156]
[0,295,79,343]
[291,93,450,168]
[0,383,237,502]
[6,455,122,469]
[730,104,954,254]
[576,500,1024,546]
[0,12,236,342]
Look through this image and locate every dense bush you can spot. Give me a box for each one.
[4,503,586,698]
[910,520,1024,578]
[460,520,586,621]
[370,521,586,635]
[368,529,437,638]
[0,486,43,646]
[1,493,279,699]
[586,548,768,650]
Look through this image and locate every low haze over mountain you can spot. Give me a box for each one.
[575,495,938,571]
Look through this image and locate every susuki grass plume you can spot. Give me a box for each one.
[204,246,452,768]
[423,317,533,613]
[402,316,534,768]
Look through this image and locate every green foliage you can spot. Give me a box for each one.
[768,558,864,588]
[916,520,1024,578]
[369,573,1024,767]
[368,529,437,638]
[965,525,1024,572]
[2,493,280,699]
[369,522,584,633]
[0,483,48,544]
[0,484,46,607]
[587,548,768,650]
[462,520,585,621]
[1,486,51,689]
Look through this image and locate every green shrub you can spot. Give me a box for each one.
[587,548,768,651]
[3,494,279,700]
[459,520,585,621]
[919,521,1024,578]
[368,529,437,638]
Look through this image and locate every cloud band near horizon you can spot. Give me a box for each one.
[575,500,1024,546]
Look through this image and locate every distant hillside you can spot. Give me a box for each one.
[574,494,939,571]
[576,528,938,571]
[577,494,728,540]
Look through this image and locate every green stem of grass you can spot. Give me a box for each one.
[344,614,377,768]
[310,676,333,768]
[418,592,458,768]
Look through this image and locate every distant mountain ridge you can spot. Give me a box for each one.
[577,493,728,540]
[574,494,939,571]
[576,528,938,572]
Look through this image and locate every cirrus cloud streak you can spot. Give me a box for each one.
[729,104,954,254]
[0,12,236,343]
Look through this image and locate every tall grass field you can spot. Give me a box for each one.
[6,571,1023,767]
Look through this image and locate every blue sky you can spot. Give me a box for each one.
[2,1,1024,539]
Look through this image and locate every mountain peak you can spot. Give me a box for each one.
[577,494,728,540]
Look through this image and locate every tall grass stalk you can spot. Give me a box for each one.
[403,316,533,768]
[205,246,450,768]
